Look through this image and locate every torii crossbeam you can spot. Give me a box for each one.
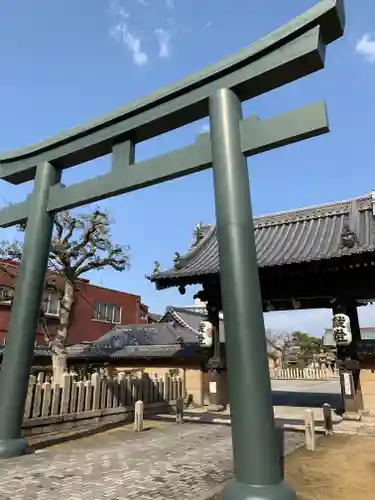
[0,1,344,499]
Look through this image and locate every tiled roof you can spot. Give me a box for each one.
[67,322,202,359]
[68,343,203,360]
[110,343,202,359]
[162,306,279,352]
[161,306,226,343]
[147,312,163,322]
[0,345,52,357]
[150,192,375,289]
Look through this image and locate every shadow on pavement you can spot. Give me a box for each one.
[272,390,343,410]
[150,411,340,430]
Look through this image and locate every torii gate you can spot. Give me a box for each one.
[0,1,344,499]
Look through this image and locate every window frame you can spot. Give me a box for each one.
[0,285,14,306]
[92,301,122,325]
[43,289,60,317]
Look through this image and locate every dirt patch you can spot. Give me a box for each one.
[285,434,375,499]
[207,434,375,500]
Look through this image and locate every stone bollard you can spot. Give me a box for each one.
[133,400,144,432]
[176,397,184,424]
[304,409,316,451]
[323,403,333,436]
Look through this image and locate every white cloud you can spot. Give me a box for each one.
[109,0,177,64]
[264,304,375,337]
[109,0,149,66]
[111,22,149,65]
[154,28,171,58]
[355,34,375,63]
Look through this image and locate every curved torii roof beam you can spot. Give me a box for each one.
[0,0,343,185]
[0,0,344,233]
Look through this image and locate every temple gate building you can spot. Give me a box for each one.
[150,191,375,418]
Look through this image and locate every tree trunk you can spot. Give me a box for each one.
[51,280,75,385]
[52,353,68,385]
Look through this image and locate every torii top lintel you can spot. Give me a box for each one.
[0,0,344,184]
[0,0,344,227]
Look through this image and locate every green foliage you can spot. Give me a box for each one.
[0,208,131,351]
[0,208,131,279]
[290,330,329,360]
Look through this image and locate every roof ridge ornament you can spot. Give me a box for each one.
[190,221,205,248]
[173,252,184,270]
[341,199,361,249]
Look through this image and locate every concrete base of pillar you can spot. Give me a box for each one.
[205,370,229,407]
[206,404,227,412]
[342,411,363,421]
[0,438,32,459]
[222,478,296,500]
[339,368,363,417]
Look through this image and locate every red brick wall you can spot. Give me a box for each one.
[0,259,148,345]
[67,281,146,344]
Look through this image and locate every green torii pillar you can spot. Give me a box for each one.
[0,1,344,499]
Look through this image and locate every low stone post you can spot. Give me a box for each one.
[323,403,333,435]
[133,400,144,432]
[176,397,184,424]
[304,409,316,451]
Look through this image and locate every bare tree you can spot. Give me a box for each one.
[0,209,130,383]
[264,329,285,368]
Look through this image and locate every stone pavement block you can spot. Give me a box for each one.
[0,423,304,500]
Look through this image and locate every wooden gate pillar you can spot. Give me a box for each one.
[333,300,363,419]
[205,302,228,408]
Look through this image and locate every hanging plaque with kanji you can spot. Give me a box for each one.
[332,313,352,345]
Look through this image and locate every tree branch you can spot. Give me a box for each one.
[75,245,130,276]
[72,240,97,273]
[67,210,105,258]
[54,214,64,242]
[0,206,131,356]
[0,240,23,263]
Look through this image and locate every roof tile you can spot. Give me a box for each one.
[151,193,375,287]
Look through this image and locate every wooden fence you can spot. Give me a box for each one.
[269,367,339,381]
[23,371,182,422]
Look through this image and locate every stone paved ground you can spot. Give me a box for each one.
[0,422,304,500]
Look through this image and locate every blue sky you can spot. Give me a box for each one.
[0,0,375,336]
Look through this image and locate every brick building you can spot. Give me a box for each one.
[0,259,148,346]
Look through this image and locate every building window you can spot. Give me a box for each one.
[43,289,60,317]
[140,314,148,321]
[92,302,122,324]
[0,285,13,305]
